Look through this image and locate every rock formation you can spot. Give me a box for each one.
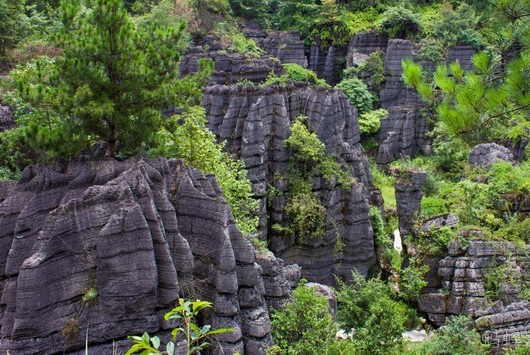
[0,104,15,132]
[0,157,298,355]
[247,30,308,68]
[418,239,530,344]
[203,83,376,284]
[394,168,427,236]
[308,45,348,86]
[468,143,516,169]
[346,33,476,164]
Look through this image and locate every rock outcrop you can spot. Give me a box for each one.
[248,30,308,68]
[203,83,376,284]
[0,105,15,132]
[394,169,427,236]
[418,239,530,344]
[468,143,515,169]
[347,33,477,164]
[308,45,348,86]
[0,157,298,355]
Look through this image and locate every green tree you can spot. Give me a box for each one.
[270,281,356,355]
[150,107,259,235]
[336,272,414,355]
[402,0,530,146]
[0,0,26,57]
[7,0,207,158]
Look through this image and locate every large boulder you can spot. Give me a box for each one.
[0,157,298,355]
[468,143,515,169]
[0,105,15,132]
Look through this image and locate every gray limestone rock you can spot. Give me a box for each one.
[376,106,432,164]
[0,158,298,355]
[308,45,348,86]
[252,30,308,68]
[468,143,515,169]
[0,104,15,132]
[419,239,530,333]
[347,35,476,164]
[394,169,427,236]
[203,83,376,284]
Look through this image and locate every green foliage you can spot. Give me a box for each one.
[214,22,264,58]
[262,63,329,88]
[274,116,351,240]
[371,162,396,209]
[275,0,351,46]
[336,272,414,355]
[126,298,233,355]
[369,206,388,248]
[335,78,374,115]
[6,0,207,160]
[150,106,259,235]
[482,255,530,302]
[229,0,270,27]
[411,226,456,257]
[341,8,382,36]
[0,0,28,57]
[420,2,483,49]
[421,196,448,218]
[405,315,489,355]
[505,335,530,355]
[402,0,530,145]
[378,5,420,39]
[270,281,356,355]
[398,258,429,303]
[433,162,530,242]
[343,49,386,91]
[358,108,387,135]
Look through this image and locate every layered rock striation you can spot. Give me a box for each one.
[419,239,530,344]
[203,83,376,284]
[0,157,297,355]
[347,33,476,164]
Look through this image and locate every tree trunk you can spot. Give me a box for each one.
[108,124,116,158]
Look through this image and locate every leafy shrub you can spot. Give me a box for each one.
[336,272,414,355]
[378,5,420,39]
[151,107,259,235]
[263,63,329,88]
[398,258,429,303]
[359,108,387,135]
[126,299,233,355]
[270,281,356,355]
[421,3,482,48]
[421,196,448,218]
[405,315,489,355]
[274,116,351,240]
[214,22,264,58]
[335,78,374,115]
[411,226,455,257]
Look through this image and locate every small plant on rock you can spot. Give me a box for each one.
[125,299,233,355]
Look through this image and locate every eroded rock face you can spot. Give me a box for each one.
[308,45,348,86]
[347,35,477,164]
[376,106,432,164]
[419,239,530,343]
[0,105,15,132]
[0,157,297,355]
[249,30,308,68]
[203,83,376,284]
[468,143,515,169]
[394,169,427,236]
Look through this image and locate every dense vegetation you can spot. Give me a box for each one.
[1,0,530,354]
